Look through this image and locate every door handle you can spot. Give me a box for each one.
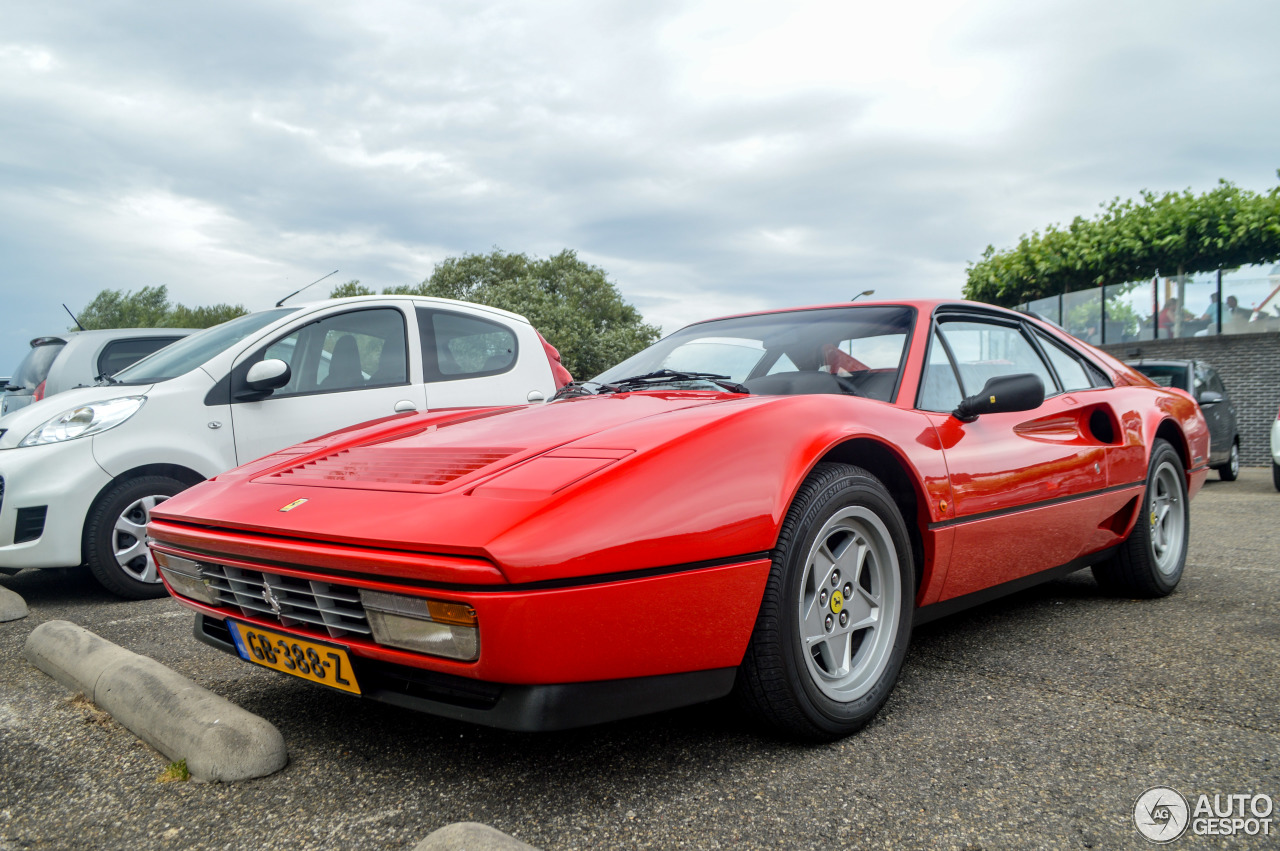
[394,400,418,413]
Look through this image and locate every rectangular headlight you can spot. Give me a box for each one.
[359,590,479,662]
[153,551,220,606]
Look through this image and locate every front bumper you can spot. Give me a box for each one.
[193,613,737,731]
[150,522,771,729]
[0,439,111,569]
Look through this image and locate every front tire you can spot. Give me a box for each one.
[84,475,188,599]
[737,463,914,740]
[1092,439,1188,598]
[1273,460,1280,493]
[1217,440,1240,481]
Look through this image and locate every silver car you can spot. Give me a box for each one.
[2,329,193,418]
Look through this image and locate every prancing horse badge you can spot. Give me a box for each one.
[279,498,308,512]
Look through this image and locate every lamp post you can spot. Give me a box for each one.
[851,290,875,301]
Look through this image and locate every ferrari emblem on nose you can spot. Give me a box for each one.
[279,498,308,512]
[262,585,283,616]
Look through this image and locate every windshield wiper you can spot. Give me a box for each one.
[606,369,750,394]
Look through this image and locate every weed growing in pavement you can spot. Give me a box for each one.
[157,759,190,783]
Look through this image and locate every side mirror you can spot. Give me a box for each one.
[952,373,1045,423]
[1197,390,1224,406]
[236,359,291,400]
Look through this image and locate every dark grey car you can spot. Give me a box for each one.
[1128,359,1241,481]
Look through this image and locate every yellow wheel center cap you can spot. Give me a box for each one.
[830,590,844,614]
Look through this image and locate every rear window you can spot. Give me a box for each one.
[8,340,66,391]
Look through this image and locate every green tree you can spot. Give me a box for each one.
[389,249,660,378]
[965,175,1280,306]
[75,285,247,330]
[329,280,375,298]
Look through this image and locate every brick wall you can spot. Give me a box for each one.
[1099,332,1280,467]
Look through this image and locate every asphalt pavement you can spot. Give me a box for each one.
[2,468,1277,850]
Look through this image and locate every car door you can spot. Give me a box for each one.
[917,313,1115,600]
[228,304,426,465]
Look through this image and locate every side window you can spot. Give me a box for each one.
[419,309,518,381]
[917,328,964,412]
[1034,332,1092,392]
[255,308,407,397]
[937,320,1056,398]
[97,337,182,379]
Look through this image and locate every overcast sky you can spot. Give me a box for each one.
[4,0,1279,373]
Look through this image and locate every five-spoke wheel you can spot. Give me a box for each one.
[738,463,913,740]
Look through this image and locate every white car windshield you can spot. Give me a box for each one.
[111,308,299,384]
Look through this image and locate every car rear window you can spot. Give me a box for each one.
[8,340,66,391]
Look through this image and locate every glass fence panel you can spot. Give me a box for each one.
[1103,283,1148,343]
[1063,289,1101,344]
[1027,296,1060,326]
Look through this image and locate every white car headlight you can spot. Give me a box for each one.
[19,396,147,447]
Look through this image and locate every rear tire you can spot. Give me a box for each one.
[1092,439,1188,598]
[84,475,188,599]
[737,463,914,740]
[1217,440,1239,481]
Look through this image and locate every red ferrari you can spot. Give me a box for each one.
[149,300,1209,739]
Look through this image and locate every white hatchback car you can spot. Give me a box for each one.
[0,296,569,598]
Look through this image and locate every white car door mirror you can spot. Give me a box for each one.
[243,359,291,394]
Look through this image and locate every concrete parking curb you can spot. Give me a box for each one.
[413,822,540,851]
[24,620,287,782]
[0,585,28,622]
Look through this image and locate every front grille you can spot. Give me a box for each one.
[14,506,46,544]
[198,562,372,640]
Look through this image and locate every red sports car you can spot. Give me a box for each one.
[149,300,1209,739]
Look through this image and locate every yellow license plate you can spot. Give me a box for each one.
[227,621,362,695]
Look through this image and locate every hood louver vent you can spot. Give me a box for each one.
[264,446,520,492]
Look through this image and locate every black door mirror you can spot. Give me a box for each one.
[236,358,291,400]
[952,373,1045,423]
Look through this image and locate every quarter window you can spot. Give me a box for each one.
[1034,332,1093,392]
[418,308,517,381]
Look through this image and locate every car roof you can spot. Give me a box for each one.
[29,327,196,347]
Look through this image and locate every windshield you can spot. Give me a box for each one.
[594,306,914,402]
[1131,363,1189,392]
[8,340,66,392]
[113,308,299,384]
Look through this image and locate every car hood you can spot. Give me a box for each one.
[0,383,155,448]
[155,389,854,576]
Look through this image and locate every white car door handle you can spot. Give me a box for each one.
[394,400,418,413]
